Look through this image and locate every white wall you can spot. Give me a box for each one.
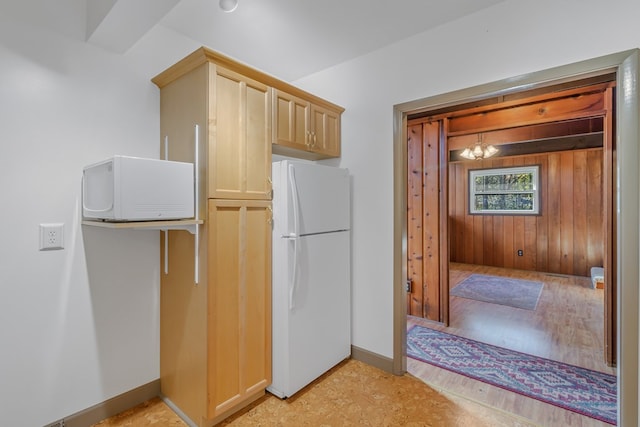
[293,0,640,359]
[0,9,165,427]
[3,0,640,425]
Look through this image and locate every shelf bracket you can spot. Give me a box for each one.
[193,124,200,284]
[156,123,200,283]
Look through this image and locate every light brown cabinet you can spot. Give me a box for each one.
[152,46,343,426]
[153,48,273,426]
[158,199,271,425]
[153,52,272,201]
[207,199,271,420]
[274,89,342,159]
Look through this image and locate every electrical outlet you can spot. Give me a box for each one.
[40,223,64,250]
[517,249,523,256]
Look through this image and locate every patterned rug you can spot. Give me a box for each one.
[407,326,617,425]
[450,274,543,310]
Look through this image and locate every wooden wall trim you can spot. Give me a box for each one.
[351,345,394,374]
[63,380,160,427]
[446,118,604,151]
[447,91,606,136]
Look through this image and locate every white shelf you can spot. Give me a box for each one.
[82,125,203,284]
[82,219,203,235]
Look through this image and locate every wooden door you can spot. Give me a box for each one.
[207,199,272,420]
[407,120,445,321]
[212,67,272,200]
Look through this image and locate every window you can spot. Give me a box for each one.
[469,166,540,215]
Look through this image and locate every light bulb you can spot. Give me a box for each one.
[219,0,238,12]
[485,145,499,156]
[460,148,474,160]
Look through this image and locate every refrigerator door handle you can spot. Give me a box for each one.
[288,163,301,309]
[288,164,301,239]
[289,236,298,310]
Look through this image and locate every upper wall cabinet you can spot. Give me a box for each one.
[153,47,345,176]
[274,89,342,159]
[152,49,272,200]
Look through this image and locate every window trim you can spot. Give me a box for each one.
[469,165,540,215]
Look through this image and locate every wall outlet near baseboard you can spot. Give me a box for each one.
[44,419,65,427]
[517,249,523,256]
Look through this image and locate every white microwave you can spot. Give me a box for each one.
[82,155,194,221]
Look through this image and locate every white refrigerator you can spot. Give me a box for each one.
[268,160,351,399]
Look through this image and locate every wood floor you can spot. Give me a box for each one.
[407,262,616,427]
[93,359,535,426]
[93,263,616,426]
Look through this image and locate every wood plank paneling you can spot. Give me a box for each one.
[406,124,424,317]
[573,150,588,275]
[559,152,574,275]
[422,122,440,321]
[536,156,549,273]
[406,121,442,321]
[586,150,603,270]
[547,154,562,274]
[449,149,604,277]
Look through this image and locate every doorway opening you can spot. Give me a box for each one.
[406,77,615,370]
[392,50,640,426]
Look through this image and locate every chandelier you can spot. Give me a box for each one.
[460,134,499,160]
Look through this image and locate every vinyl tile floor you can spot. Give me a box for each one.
[92,359,534,426]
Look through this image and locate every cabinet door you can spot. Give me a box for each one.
[310,104,341,158]
[207,199,272,420]
[211,67,272,200]
[160,228,208,424]
[273,89,342,160]
[273,89,310,151]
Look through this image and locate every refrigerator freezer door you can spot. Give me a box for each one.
[269,230,351,398]
[285,161,350,235]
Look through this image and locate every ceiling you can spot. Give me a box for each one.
[8,0,505,82]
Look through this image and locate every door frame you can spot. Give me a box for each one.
[392,50,639,426]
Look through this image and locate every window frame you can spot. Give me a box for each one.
[468,165,540,215]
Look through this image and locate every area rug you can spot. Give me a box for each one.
[450,274,543,310]
[407,326,617,425]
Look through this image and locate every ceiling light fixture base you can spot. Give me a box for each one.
[219,0,238,13]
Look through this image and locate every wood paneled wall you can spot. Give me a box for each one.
[449,149,604,277]
[407,122,442,320]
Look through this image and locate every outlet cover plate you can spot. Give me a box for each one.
[40,223,64,250]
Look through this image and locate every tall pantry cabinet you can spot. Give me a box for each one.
[152,46,344,427]
[152,48,273,426]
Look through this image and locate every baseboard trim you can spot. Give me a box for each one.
[161,396,198,427]
[63,380,160,427]
[351,345,395,374]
